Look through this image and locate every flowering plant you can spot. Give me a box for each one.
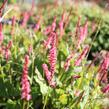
[0,1,109,109]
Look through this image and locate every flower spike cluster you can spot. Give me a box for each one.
[42,32,57,87]
[43,17,57,86]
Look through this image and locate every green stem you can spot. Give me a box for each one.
[31,54,34,84]
[27,101,29,109]
[43,90,49,109]
[23,100,26,109]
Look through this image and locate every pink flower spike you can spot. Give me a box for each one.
[7,40,13,49]
[34,17,41,32]
[21,12,30,28]
[28,44,33,54]
[43,33,53,49]
[21,55,31,101]
[44,32,57,49]
[34,23,40,31]
[59,21,64,37]
[91,21,96,32]
[97,52,109,83]
[44,26,51,35]
[42,64,51,83]
[77,20,88,48]
[25,55,29,66]
[64,52,74,71]
[98,52,109,73]
[101,84,109,93]
[0,23,4,44]
[62,12,66,21]
[3,41,13,61]
[75,17,81,37]
[44,17,56,35]
[59,14,64,37]
[48,32,57,77]
[42,64,56,88]
[51,16,56,32]
[74,46,89,66]
[26,94,32,101]
[5,49,11,61]
[83,21,88,38]
[49,47,57,76]
[11,16,16,35]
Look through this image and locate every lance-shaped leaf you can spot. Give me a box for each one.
[34,67,49,95]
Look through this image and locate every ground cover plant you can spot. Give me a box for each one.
[0,0,109,109]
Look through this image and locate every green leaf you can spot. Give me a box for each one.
[6,99,16,109]
[34,67,49,95]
